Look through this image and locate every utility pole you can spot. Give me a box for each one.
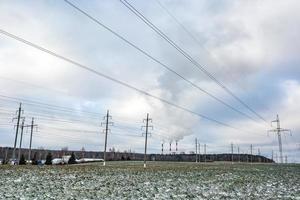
[26,117,38,160]
[12,103,23,160]
[4,147,8,164]
[198,142,200,162]
[204,144,207,163]
[195,138,198,163]
[237,146,240,162]
[17,118,25,163]
[285,155,288,164]
[231,143,234,164]
[271,150,274,162]
[250,144,253,163]
[142,113,152,168]
[268,114,291,164]
[101,110,113,166]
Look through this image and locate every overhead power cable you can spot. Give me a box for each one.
[119,0,268,125]
[0,28,249,133]
[63,0,261,124]
[0,94,103,117]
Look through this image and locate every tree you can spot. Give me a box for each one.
[68,152,77,164]
[19,154,26,165]
[31,152,38,165]
[45,153,52,165]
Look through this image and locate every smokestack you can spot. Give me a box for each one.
[169,142,172,153]
[176,140,178,153]
[161,143,164,155]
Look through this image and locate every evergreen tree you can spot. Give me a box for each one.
[19,154,26,165]
[31,152,38,165]
[45,153,52,165]
[68,152,77,164]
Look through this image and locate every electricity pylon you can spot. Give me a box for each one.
[195,138,198,163]
[142,113,153,168]
[268,114,291,164]
[101,110,113,166]
[24,117,38,160]
[12,103,24,160]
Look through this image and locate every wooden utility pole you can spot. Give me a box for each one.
[142,113,152,168]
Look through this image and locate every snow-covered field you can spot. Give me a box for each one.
[0,162,299,199]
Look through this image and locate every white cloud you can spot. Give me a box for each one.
[0,0,299,162]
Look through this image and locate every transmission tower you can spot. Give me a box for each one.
[195,138,198,163]
[271,150,274,162]
[17,118,25,163]
[268,114,291,164]
[23,117,38,160]
[12,103,24,160]
[142,113,152,168]
[231,143,234,164]
[250,144,253,163]
[204,144,207,163]
[198,142,200,162]
[101,110,113,166]
[237,145,240,162]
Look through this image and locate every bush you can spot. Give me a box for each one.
[19,154,26,165]
[45,153,52,165]
[68,152,77,164]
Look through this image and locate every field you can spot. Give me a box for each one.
[0,162,299,199]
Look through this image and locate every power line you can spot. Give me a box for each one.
[0,28,253,133]
[0,94,104,117]
[154,0,203,48]
[63,0,262,125]
[119,0,268,125]
[1,101,174,138]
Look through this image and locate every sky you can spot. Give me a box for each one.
[0,0,299,163]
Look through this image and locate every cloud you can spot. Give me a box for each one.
[0,0,299,162]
